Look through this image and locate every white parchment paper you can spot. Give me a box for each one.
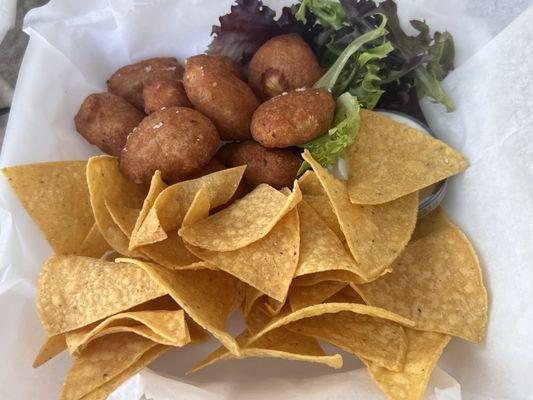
[1,1,532,399]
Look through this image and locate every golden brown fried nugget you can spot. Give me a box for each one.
[183,60,260,141]
[108,57,184,109]
[120,107,219,184]
[74,92,144,156]
[186,54,243,79]
[217,141,301,189]
[251,88,335,148]
[143,78,191,113]
[248,34,323,99]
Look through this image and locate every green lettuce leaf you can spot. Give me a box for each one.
[298,92,361,174]
[313,13,388,92]
[296,0,346,30]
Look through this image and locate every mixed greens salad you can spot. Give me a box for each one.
[208,0,455,170]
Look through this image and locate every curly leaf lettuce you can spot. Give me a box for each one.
[314,13,388,92]
[296,0,346,30]
[299,92,360,174]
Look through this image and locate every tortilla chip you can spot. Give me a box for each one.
[86,156,147,256]
[411,206,451,242]
[179,183,302,252]
[302,150,418,281]
[356,224,488,343]
[144,166,246,235]
[285,311,407,371]
[189,308,342,373]
[80,344,168,400]
[76,223,111,258]
[246,302,414,350]
[105,201,139,238]
[130,170,168,249]
[142,232,206,270]
[295,200,358,277]
[36,256,165,336]
[325,286,365,304]
[33,334,67,368]
[364,329,451,400]
[264,297,286,316]
[60,333,160,400]
[117,258,244,355]
[65,310,190,354]
[182,187,211,226]
[347,109,468,204]
[188,208,299,302]
[298,171,343,238]
[288,281,347,311]
[2,161,93,254]
[242,286,265,317]
[293,270,364,287]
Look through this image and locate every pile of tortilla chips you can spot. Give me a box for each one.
[2,110,487,400]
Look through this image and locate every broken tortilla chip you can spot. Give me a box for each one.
[36,256,165,336]
[364,329,451,400]
[179,183,302,252]
[302,150,418,281]
[347,109,468,204]
[86,156,146,256]
[188,208,299,302]
[355,223,488,343]
[2,161,93,254]
[65,310,190,354]
[117,258,244,355]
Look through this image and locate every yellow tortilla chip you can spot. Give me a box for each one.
[284,311,407,371]
[298,171,343,238]
[189,308,342,374]
[36,256,165,336]
[364,329,451,400]
[105,201,139,238]
[179,183,302,252]
[130,170,168,249]
[246,302,414,349]
[242,286,265,317]
[86,156,147,256]
[33,334,67,368]
[2,161,93,254]
[81,344,168,400]
[295,200,358,277]
[411,206,451,242]
[117,258,244,355]
[142,166,246,237]
[293,270,364,287]
[182,187,211,226]
[288,281,347,311]
[60,333,161,400]
[302,150,418,281]
[347,109,468,204]
[65,310,190,354]
[356,223,488,343]
[76,223,111,258]
[325,285,365,304]
[188,208,299,302]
